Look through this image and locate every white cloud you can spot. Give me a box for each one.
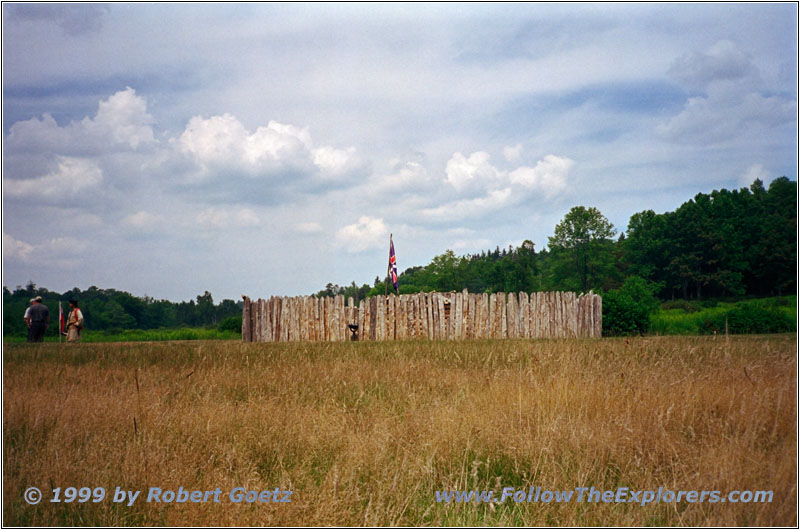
[5,156,103,199]
[295,222,323,234]
[452,238,491,250]
[445,151,503,192]
[668,40,757,89]
[195,207,261,228]
[86,87,155,148]
[6,87,155,154]
[176,114,361,182]
[46,236,90,254]
[509,155,574,198]
[122,210,163,231]
[420,187,513,221]
[3,232,35,261]
[740,164,769,187]
[3,232,91,266]
[658,88,796,144]
[312,146,360,176]
[503,144,523,162]
[335,216,388,252]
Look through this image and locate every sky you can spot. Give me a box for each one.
[2,3,797,303]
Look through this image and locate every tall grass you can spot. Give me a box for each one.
[3,336,795,526]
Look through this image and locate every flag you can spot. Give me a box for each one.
[59,301,64,336]
[388,235,398,293]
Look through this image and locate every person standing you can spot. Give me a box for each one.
[66,300,84,342]
[23,298,34,341]
[26,296,50,342]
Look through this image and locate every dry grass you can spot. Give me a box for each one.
[3,335,796,526]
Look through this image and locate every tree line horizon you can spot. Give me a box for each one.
[3,177,795,336]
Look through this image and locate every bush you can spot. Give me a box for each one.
[218,315,243,333]
[603,276,660,336]
[704,301,795,334]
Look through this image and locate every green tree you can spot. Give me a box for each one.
[548,206,616,292]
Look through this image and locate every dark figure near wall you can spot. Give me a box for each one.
[25,296,50,342]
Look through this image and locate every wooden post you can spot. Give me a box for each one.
[241,296,251,342]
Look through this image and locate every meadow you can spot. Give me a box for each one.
[3,335,796,526]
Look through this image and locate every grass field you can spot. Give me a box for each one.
[3,327,240,344]
[3,335,796,526]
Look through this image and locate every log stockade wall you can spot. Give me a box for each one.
[241,290,602,343]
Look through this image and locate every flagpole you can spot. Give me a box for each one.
[58,301,62,344]
[385,234,392,296]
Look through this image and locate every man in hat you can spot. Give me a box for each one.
[65,299,84,342]
[25,296,49,342]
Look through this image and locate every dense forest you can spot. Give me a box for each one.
[317,178,796,303]
[4,177,795,338]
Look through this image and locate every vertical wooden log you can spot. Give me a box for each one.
[542,292,548,338]
[435,294,443,340]
[402,295,409,340]
[315,297,322,341]
[260,299,267,342]
[412,294,419,339]
[421,293,429,340]
[392,294,398,341]
[430,293,437,340]
[369,296,377,341]
[466,293,473,339]
[357,301,364,342]
[337,294,344,341]
[275,297,283,342]
[265,297,272,342]
[299,297,306,342]
[374,295,382,341]
[454,292,460,340]
[476,293,484,339]
[241,297,251,342]
[506,293,514,338]
[555,292,562,338]
[488,293,494,339]
[571,292,579,338]
[581,294,589,338]
[286,297,293,342]
[252,299,260,342]
[538,292,544,338]
[284,297,291,342]
[502,293,509,339]
[471,293,478,339]
[585,294,592,338]
[272,297,279,342]
[283,297,290,342]
[294,297,301,342]
[594,294,602,338]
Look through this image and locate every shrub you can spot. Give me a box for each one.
[704,301,795,334]
[603,276,660,336]
[218,315,243,333]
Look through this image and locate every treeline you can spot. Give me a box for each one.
[317,178,796,303]
[3,284,242,339]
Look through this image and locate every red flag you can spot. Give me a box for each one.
[389,235,398,293]
[59,302,64,336]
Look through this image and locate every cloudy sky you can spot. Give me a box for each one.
[3,3,797,302]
